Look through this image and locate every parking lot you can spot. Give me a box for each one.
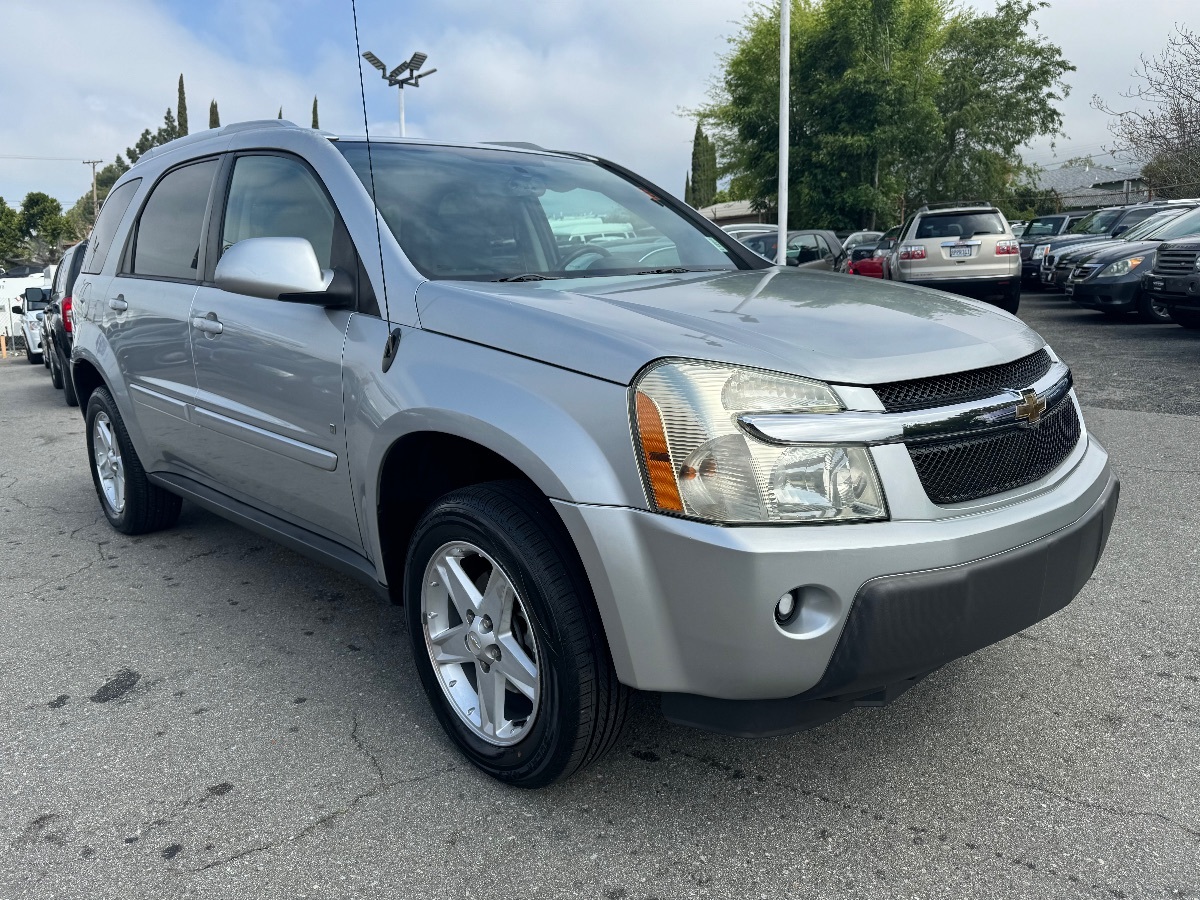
[2,292,1198,900]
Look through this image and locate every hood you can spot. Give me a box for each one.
[1045,234,1115,252]
[1078,240,1159,266]
[416,268,1044,386]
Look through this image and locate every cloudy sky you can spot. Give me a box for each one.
[0,0,1189,212]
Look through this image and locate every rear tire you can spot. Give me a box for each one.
[996,284,1021,315]
[48,345,64,390]
[85,387,181,535]
[61,349,79,407]
[1170,309,1200,330]
[404,480,628,787]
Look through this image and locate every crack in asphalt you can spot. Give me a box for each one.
[194,716,452,873]
[1004,779,1200,841]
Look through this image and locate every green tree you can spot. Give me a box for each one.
[690,122,718,208]
[312,96,319,129]
[126,107,180,165]
[278,106,283,119]
[699,0,1073,230]
[18,192,67,263]
[209,99,220,129]
[177,73,188,136]
[0,197,22,263]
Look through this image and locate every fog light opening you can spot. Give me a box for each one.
[775,590,798,625]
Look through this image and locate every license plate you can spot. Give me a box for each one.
[949,246,972,258]
[1152,279,1164,290]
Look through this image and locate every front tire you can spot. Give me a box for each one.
[1137,290,1173,324]
[85,387,181,535]
[404,481,628,787]
[1170,308,1200,330]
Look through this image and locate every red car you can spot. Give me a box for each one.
[846,227,899,278]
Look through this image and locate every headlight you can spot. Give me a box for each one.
[631,361,887,524]
[1098,256,1145,278]
[1032,245,1048,258]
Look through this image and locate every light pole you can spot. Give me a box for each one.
[777,1,790,266]
[361,50,437,138]
[83,159,102,222]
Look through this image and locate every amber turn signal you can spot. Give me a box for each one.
[634,391,684,512]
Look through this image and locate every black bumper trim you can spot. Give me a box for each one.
[662,475,1120,737]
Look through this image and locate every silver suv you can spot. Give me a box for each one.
[886,204,1021,311]
[70,121,1118,786]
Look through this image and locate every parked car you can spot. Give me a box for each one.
[841,230,883,252]
[1048,206,1196,292]
[42,240,88,403]
[1140,235,1200,329]
[884,204,1020,311]
[740,229,846,270]
[1066,206,1200,323]
[1019,212,1089,287]
[71,120,1117,786]
[1035,203,1194,290]
[720,223,775,240]
[843,226,899,278]
[12,288,47,363]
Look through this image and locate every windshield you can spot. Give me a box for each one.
[337,143,742,281]
[1149,206,1200,242]
[1122,209,1188,241]
[1069,209,1121,235]
[1023,216,1065,238]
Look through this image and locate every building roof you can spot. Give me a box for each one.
[1032,163,1143,194]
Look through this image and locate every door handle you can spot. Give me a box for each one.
[108,295,128,311]
[190,315,223,335]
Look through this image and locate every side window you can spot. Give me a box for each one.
[129,159,218,280]
[221,155,336,267]
[816,235,836,259]
[80,179,141,275]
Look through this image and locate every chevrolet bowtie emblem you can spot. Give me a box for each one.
[1014,388,1047,425]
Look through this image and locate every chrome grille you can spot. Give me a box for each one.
[908,398,1081,504]
[872,350,1053,413]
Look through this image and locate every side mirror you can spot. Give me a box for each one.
[24,287,46,303]
[11,305,22,316]
[214,237,352,307]
[1112,224,1129,237]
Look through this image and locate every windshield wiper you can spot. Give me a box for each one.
[492,273,561,282]
[630,267,696,276]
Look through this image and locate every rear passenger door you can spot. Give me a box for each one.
[104,159,219,471]
[187,152,364,549]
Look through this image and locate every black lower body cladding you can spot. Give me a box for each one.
[662,475,1119,737]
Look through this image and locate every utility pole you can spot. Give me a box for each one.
[361,50,437,138]
[83,159,102,221]
[776,1,790,266]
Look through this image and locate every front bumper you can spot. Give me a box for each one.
[1070,275,1140,311]
[1142,271,1200,307]
[553,432,1115,711]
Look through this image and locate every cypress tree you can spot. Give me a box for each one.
[690,122,718,209]
[277,107,283,119]
[311,96,319,129]
[209,100,220,129]
[177,74,188,135]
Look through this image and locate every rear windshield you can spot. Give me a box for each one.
[915,212,1005,240]
[1149,206,1200,241]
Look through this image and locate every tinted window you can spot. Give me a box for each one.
[1024,216,1065,237]
[80,179,141,275]
[1115,207,1160,231]
[1070,209,1121,235]
[131,160,218,280]
[915,212,1004,239]
[1152,207,1200,241]
[221,155,336,267]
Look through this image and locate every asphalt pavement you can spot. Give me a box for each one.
[1,292,1197,899]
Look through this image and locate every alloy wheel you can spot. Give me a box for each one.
[92,411,126,514]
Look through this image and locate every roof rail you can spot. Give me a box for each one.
[136,119,301,165]
[483,141,548,151]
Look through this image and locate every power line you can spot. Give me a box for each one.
[0,154,89,162]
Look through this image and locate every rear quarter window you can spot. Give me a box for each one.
[80,179,141,275]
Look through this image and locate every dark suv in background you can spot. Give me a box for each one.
[1141,236,1200,329]
[1018,212,1088,287]
[44,240,87,405]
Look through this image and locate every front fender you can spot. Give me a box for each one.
[341,315,647,573]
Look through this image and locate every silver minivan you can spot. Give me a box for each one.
[71,121,1117,786]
